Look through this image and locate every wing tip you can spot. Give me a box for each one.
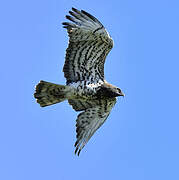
[72,7,78,12]
[74,142,82,156]
[62,7,103,28]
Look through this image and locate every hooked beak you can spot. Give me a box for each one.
[120,91,125,97]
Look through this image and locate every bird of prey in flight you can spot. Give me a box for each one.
[34,8,124,155]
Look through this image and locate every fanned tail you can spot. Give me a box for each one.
[34,80,68,107]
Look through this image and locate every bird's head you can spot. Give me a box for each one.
[116,88,125,97]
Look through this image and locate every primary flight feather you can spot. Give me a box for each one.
[34,8,124,155]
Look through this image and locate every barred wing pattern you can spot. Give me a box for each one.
[74,98,116,155]
[68,99,100,111]
[62,8,113,84]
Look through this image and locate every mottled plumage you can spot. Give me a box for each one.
[34,8,124,155]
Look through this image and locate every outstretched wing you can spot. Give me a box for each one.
[62,8,113,84]
[74,98,116,155]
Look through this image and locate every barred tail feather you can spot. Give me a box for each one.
[34,80,68,107]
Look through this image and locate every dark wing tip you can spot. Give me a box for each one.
[81,9,103,26]
[62,22,69,29]
[77,149,81,156]
[71,7,81,14]
[62,22,76,29]
[74,140,78,147]
[74,146,82,156]
[63,8,103,29]
[62,22,68,25]
[81,10,94,19]
[69,11,73,16]
[75,146,79,155]
[72,7,78,11]
[66,15,72,21]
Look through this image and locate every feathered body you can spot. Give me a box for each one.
[34,8,124,155]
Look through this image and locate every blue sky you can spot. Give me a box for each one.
[1,0,179,179]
